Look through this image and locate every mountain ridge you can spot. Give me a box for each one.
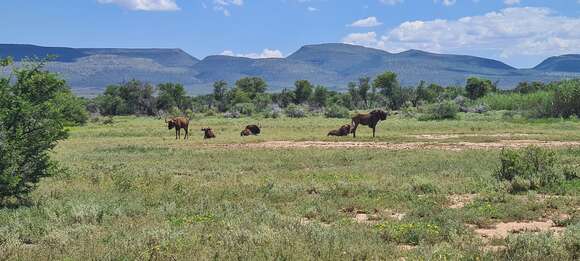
[1,43,579,95]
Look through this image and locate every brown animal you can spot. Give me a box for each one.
[327,124,352,137]
[166,116,189,139]
[240,129,252,136]
[351,109,388,138]
[201,128,216,139]
[240,124,261,136]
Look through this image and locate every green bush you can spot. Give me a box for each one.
[232,103,256,116]
[495,146,564,193]
[376,221,441,245]
[51,91,89,126]
[0,59,69,203]
[285,104,306,118]
[504,233,571,260]
[552,79,580,118]
[478,92,553,118]
[324,105,350,118]
[418,100,459,121]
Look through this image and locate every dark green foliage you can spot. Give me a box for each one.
[515,81,548,94]
[324,104,350,119]
[235,77,267,100]
[418,100,459,121]
[213,80,229,112]
[373,71,403,109]
[495,146,564,193]
[156,83,187,112]
[0,59,69,202]
[96,80,156,116]
[311,85,329,108]
[465,77,496,100]
[552,79,580,118]
[293,80,313,104]
[51,91,89,126]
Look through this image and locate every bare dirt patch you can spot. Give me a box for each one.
[448,194,477,209]
[411,133,531,140]
[472,220,565,239]
[207,140,580,151]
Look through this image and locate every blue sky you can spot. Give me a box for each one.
[1,0,580,68]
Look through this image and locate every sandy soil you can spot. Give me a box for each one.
[208,140,580,151]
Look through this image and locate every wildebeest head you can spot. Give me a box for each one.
[165,117,176,129]
[371,110,388,121]
[240,129,252,136]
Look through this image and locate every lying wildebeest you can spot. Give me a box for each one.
[327,124,352,137]
[351,109,388,138]
[240,124,261,136]
[165,116,189,139]
[201,128,216,139]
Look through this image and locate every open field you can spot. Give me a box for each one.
[1,115,579,260]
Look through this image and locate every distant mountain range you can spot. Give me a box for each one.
[1,43,579,95]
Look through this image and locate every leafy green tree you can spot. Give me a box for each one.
[358,77,371,108]
[51,91,89,126]
[348,82,362,108]
[235,77,267,99]
[274,88,295,108]
[373,71,403,109]
[0,58,70,202]
[230,88,251,104]
[157,83,187,112]
[312,85,329,108]
[465,77,495,100]
[95,94,127,116]
[213,80,229,112]
[97,80,156,115]
[294,80,313,104]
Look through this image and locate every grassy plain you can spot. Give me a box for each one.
[1,114,579,260]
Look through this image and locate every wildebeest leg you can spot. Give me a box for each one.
[373,127,376,138]
[352,123,358,138]
[185,128,189,139]
[176,128,179,139]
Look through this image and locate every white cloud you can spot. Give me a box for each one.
[213,0,244,16]
[342,7,580,66]
[342,32,379,46]
[97,0,179,11]
[380,0,404,5]
[220,49,284,59]
[349,17,382,27]
[307,6,318,12]
[504,0,521,5]
[433,0,456,6]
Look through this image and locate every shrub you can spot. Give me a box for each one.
[285,104,306,118]
[478,92,553,118]
[223,111,241,119]
[376,221,441,245]
[418,100,459,121]
[324,105,350,118]
[232,103,255,116]
[0,59,69,203]
[263,106,282,119]
[495,146,564,193]
[552,79,580,118]
[504,233,570,260]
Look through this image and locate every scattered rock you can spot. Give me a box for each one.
[448,194,477,209]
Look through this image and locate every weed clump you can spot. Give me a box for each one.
[495,146,564,193]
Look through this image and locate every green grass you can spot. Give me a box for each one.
[1,116,579,260]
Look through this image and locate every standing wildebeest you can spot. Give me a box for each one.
[327,124,352,137]
[201,128,216,139]
[166,116,190,139]
[240,124,261,136]
[351,110,388,138]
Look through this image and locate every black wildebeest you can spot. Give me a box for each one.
[240,124,261,136]
[166,116,189,139]
[351,109,388,138]
[201,128,216,139]
[327,124,352,137]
